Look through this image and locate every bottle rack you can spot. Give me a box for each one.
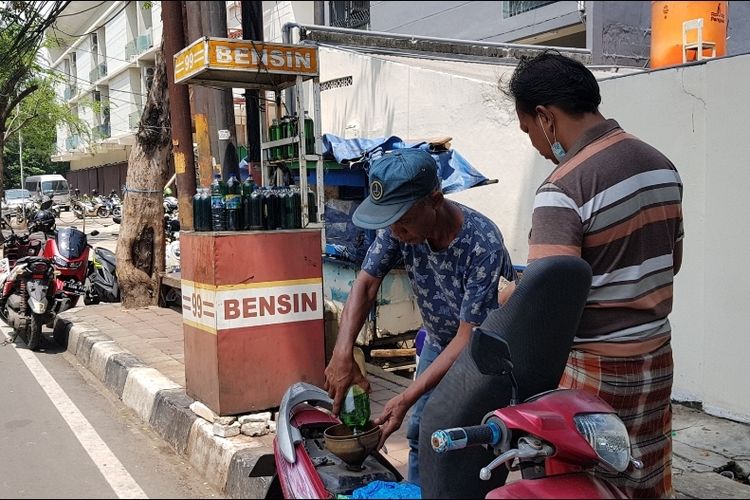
[259,75,324,229]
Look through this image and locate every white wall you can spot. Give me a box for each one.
[76,37,92,86]
[263,1,314,43]
[599,55,750,422]
[108,70,134,137]
[106,9,129,75]
[317,47,750,422]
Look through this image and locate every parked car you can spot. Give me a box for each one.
[2,189,34,223]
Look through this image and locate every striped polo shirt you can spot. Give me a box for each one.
[528,119,683,354]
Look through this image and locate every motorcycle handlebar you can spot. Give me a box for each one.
[431,422,502,454]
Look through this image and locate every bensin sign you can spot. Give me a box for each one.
[182,278,322,333]
[174,38,319,84]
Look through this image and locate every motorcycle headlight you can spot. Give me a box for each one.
[53,255,69,268]
[574,413,631,472]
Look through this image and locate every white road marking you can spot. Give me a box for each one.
[2,326,148,499]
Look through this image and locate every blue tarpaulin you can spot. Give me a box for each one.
[350,480,422,499]
[321,134,490,194]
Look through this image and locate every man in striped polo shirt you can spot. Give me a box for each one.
[502,52,683,498]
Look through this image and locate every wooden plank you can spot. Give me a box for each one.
[371,348,416,358]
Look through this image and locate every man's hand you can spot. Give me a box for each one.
[498,280,516,305]
[324,353,370,415]
[373,394,411,450]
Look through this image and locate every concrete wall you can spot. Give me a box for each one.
[598,54,750,422]
[588,1,651,66]
[367,1,583,44]
[729,1,750,55]
[317,46,750,422]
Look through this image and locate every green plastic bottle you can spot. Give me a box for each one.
[340,385,370,432]
[241,177,255,230]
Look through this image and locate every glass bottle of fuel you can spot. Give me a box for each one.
[210,173,228,231]
[192,190,203,231]
[241,177,255,230]
[225,174,241,231]
[200,187,212,230]
[340,385,371,432]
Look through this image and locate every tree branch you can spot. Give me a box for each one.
[2,84,39,127]
[4,111,39,141]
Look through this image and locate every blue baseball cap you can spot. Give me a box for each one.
[353,149,441,229]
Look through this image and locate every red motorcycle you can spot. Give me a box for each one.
[0,224,57,350]
[41,226,99,310]
[430,338,640,499]
[269,382,403,499]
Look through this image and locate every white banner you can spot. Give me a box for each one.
[182,279,323,333]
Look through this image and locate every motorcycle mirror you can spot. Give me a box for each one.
[90,230,100,236]
[470,329,520,405]
[40,200,54,210]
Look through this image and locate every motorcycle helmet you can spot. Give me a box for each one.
[32,209,56,234]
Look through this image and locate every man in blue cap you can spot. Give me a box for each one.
[324,148,515,485]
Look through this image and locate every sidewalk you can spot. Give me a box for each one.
[54,304,750,499]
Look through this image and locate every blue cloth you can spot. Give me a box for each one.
[362,204,515,351]
[239,157,250,181]
[324,199,376,264]
[321,134,490,195]
[406,342,441,484]
[351,480,422,499]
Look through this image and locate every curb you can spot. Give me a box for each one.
[52,313,274,498]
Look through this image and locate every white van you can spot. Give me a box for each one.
[25,174,71,211]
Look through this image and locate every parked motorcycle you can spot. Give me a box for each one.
[41,226,100,314]
[268,382,403,499]
[430,339,638,499]
[72,195,109,219]
[0,213,58,350]
[0,255,58,350]
[85,246,120,305]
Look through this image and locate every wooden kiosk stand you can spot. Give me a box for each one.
[174,38,326,414]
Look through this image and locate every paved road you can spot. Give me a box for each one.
[0,324,222,499]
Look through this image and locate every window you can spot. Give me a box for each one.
[42,180,69,194]
[503,1,557,18]
[329,1,370,30]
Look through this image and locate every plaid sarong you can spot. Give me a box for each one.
[559,342,674,499]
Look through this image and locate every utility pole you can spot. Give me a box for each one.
[162,0,196,230]
[241,1,263,165]
[185,2,213,188]
[185,1,239,182]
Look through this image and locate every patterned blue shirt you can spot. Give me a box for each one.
[362,204,516,351]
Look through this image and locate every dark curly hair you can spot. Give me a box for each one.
[503,50,601,116]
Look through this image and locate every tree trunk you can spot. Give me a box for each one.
[116,48,171,308]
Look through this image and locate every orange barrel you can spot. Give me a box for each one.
[651,1,728,68]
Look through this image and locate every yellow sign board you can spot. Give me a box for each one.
[174,37,319,88]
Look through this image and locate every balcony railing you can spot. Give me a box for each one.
[88,62,108,83]
[63,85,77,100]
[136,28,153,54]
[129,109,143,130]
[125,28,155,61]
[65,134,80,151]
[125,40,137,60]
[93,123,111,140]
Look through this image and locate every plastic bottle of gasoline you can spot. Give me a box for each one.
[210,174,228,231]
[225,174,241,231]
[280,116,290,160]
[268,119,280,162]
[198,188,211,230]
[340,385,371,432]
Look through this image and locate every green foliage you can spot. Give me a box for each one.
[2,78,81,189]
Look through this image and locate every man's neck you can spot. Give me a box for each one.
[427,201,463,251]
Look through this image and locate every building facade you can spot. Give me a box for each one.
[324,1,750,66]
